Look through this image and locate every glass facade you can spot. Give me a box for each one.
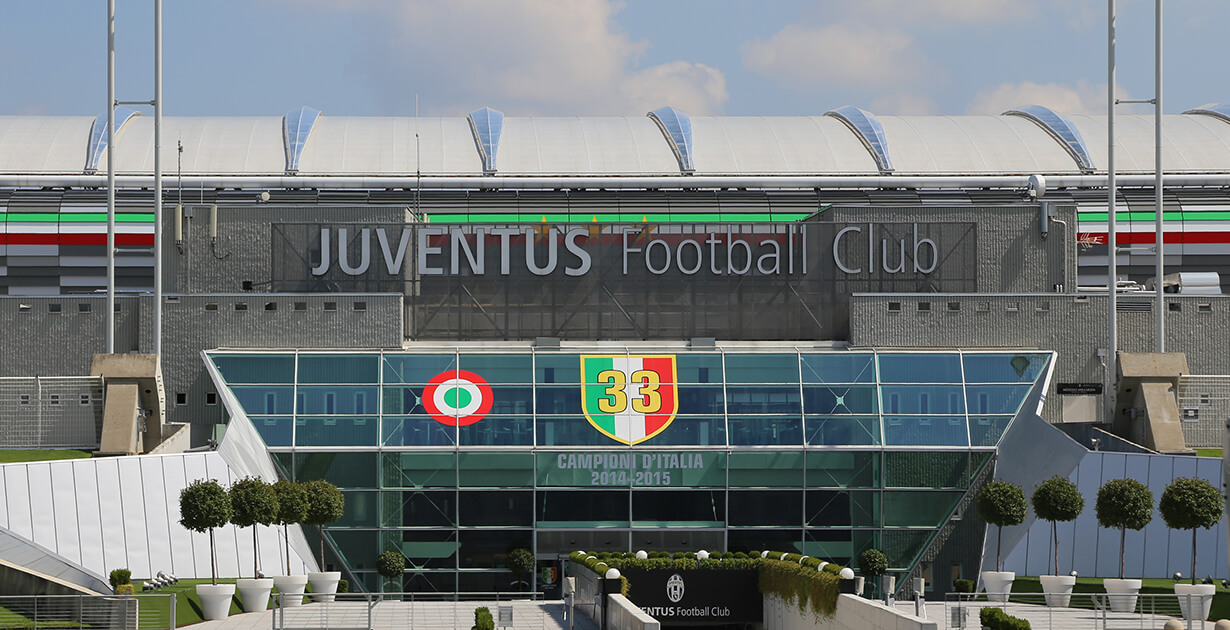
[207,348,1051,593]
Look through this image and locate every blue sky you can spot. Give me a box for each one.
[2,1,1227,118]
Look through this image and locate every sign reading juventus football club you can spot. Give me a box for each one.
[581,354,679,445]
[621,568,762,623]
[423,370,492,426]
[271,221,977,340]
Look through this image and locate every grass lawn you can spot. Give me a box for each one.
[1196,448,1223,458]
[1012,576,1230,621]
[135,579,246,628]
[0,450,92,464]
[0,604,79,628]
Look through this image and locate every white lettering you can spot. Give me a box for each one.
[564,228,592,276]
[833,226,862,273]
[913,223,938,273]
[377,228,412,275]
[677,239,702,275]
[417,227,445,275]
[450,227,485,275]
[491,228,519,275]
[622,229,641,274]
[646,239,671,274]
[311,228,331,275]
[756,239,781,275]
[338,228,371,275]
[726,231,751,275]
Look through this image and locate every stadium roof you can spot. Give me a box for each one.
[4,105,1230,189]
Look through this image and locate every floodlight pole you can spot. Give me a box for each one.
[1106,0,1117,421]
[1153,0,1164,352]
[154,0,163,357]
[106,0,116,355]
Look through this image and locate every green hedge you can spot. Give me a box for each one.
[980,607,1031,630]
[473,606,493,630]
[758,559,841,619]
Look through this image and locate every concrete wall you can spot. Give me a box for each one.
[607,594,660,630]
[849,292,1230,443]
[763,593,936,630]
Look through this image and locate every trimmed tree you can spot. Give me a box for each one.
[179,479,233,585]
[508,548,534,592]
[377,550,406,593]
[1159,477,1223,586]
[977,480,1027,571]
[1030,475,1085,576]
[1095,478,1153,579]
[230,477,279,578]
[858,548,889,597]
[272,479,309,575]
[302,479,345,569]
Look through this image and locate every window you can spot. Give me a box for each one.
[80,394,91,406]
[1006,302,1019,312]
[49,395,60,405]
[887,302,901,312]
[265,302,277,311]
[78,303,92,313]
[947,302,960,311]
[206,392,218,406]
[265,393,277,414]
[235,303,248,311]
[19,395,30,405]
[1037,302,1050,312]
[324,302,338,312]
[353,301,367,312]
[1169,302,1181,312]
[295,302,307,311]
[918,302,931,312]
[976,302,990,312]
[325,392,336,414]
[114,303,121,313]
[48,303,62,313]
[175,393,187,406]
[205,303,219,311]
[1199,303,1212,313]
[18,304,31,313]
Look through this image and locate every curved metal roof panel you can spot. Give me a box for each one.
[283,106,321,173]
[824,106,894,172]
[296,117,480,175]
[648,106,695,172]
[877,115,1080,175]
[498,116,679,175]
[469,107,504,174]
[108,117,285,175]
[1066,114,1230,174]
[1003,105,1094,172]
[689,116,878,175]
[0,117,96,174]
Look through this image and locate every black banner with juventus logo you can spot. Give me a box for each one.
[620,568,762,624]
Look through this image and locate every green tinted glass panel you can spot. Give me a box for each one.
[725,386,802,414]
[882,416,968,446]
[381,490,456,528]
[538,452,631,487]
[879,529,932,569]
[728,451,804,487]
[724,353,799,383]
[633,451,726,487]
[382,354,457,383]
[459,451,534,487]
[803,385,878,414]
[965,385,1032,414]
[676,354,723,383]
[883,491,962,527]
[335,491,379,527]
[727,417,804,446]
[805,451,880,488]
[457,353,533,383]
[231,386,293,415]
[881,385,965,414]
[382,452,457,488]
[380,417,456,446]
[294,452,378,488]
[295,417,378,446]
[535,354,583,383]
[962,353,1049,383]
[211,355,294,384]
[297,386,379,414]
[969,415,1013,446]
[883,452,969,489]
[250,416,292,446]
[805,490,879,527]
[805,416,880,446]
[458,417,534,447]
[329,530,379,570]
[298,354,379,383]
[800,354,875,383]
[877,353,962,383]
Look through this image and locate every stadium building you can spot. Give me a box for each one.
[0,105,1226,595]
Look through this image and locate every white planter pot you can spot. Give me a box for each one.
[273,575,308,607]
[1039,574,1076,607]
[1103,578,1142,613]
[236,578,274,613]
[196,584,235,621]
[980,571,1014,603]
[308,571,342,602]
[1175,583,1215,621]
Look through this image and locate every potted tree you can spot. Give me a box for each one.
[303,479,346,601]
[230,477,279,612]
[857,548,889,601]
[1095,478,1153,613]
[976,480,1026,602]
[377,550,406,597]
[1031,475,1084,607]
[1159,477,1223,621]
[507,548,534,592]
[179,479,234,620]
[271,479,309,606]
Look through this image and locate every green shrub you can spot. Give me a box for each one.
[1096,478,1153,579]
[857,549,888,578]
[377,550,406,586]
[508,547,534,592]
[115,584,134,596]
[473,606,494,630]
[952,578,975,593]
[977,480,1027,571]
[980,607,1030,630]
[302,479,345,569]
[272,479,309,575]
[109,568,131,588]
[229,477,279,579]
[758,559,840,619]
[1160,477,1223,585]
[1031,476,1084,576]
[179,479,232,585]
[337,579,349,593]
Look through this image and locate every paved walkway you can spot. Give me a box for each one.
[192,599,598,630]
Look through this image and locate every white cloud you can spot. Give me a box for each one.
[870,93,935,116]
[275,0,727,115]
[741,24,921,87]
[964,80,1138,116]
